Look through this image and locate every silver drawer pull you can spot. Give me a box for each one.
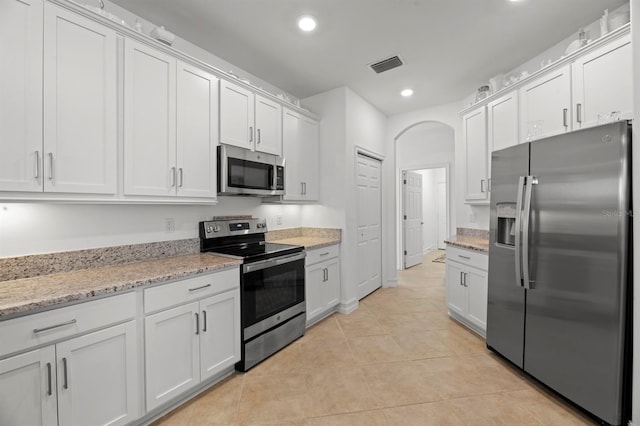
[33,319,77,334]
[188,284,212,292]
[458,255,471,260]
[319,252,330,256]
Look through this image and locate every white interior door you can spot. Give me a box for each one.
[403,171,423,268]
[356,153,382,300]
[437,180,447,249]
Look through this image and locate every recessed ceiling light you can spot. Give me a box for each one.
[401,89,414,97]
[297,15,317,32]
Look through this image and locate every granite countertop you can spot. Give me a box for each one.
[271,236,341,250]
[444,235,489,253]
[0,253,241,319]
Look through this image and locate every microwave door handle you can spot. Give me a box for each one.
[522,176,537,290]
[514,176,525,287]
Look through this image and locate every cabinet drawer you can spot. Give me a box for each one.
[0,292,136,358]
[446,245,488,270]
[305,244,340,266]
[144,268,239,314]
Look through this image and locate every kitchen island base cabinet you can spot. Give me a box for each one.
[445,245,488,337]
[0,321,139,426]
[305,245,340,326]
[143,271,240,411]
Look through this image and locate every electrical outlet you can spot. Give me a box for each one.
[165,218,175,233]
[276,215,282,225]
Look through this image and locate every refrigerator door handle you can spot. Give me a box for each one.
[514,176,525,287]
[522,176,538,290]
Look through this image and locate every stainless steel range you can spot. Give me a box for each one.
[199,218,305,371]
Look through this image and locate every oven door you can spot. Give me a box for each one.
[241,252,305,339]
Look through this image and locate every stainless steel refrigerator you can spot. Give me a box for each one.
[487,121,632,425]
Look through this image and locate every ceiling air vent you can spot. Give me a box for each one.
[369,56,404,74]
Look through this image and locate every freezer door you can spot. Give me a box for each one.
[525,121,631,425]
[486,142,529,368]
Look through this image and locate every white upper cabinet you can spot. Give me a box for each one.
[487,90,519,153]
[572,33,632,129]
[282,108,319,201]
[43,4,117,194]
[0,0,43,192]
[462,107,488,203]
[124,39,177,197]
[519,64,571,142]
[220,79,282,155]
[176,61,219,198]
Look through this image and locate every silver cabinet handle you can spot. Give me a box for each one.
[48,153,54,180]
[460,271,464,286]
[514,176,525,288]
[35,151,40,180]
[257,128,261,144]
[33,319,77,334]
[488,178,491,193]
[521,176,537,290]
[325,268,329,281]
[300,182,304,195]
[195,312,200,335]
[178,168,184,187]
[188,284,211,292]
[303,182,307,195]
[171,167,176,187]
[46,362,52,396]
[249,126,253,143]
[463,273,468,287]
[62,357,69,390]
[576,103,582,123]
[562,108,568,127]
[480,179,485,193]
[202,310,207,332]
[458,255,471,260]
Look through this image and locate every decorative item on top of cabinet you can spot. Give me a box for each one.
[305,244,340,325]
[282,108,320,202]
[124,38,218,199]
[445,245,488,336]
[462,107,489,203]
[0,1,118,194]
[571,33,632,129]
[219,79,282,156]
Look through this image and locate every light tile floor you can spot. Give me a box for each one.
[153,250,595,425]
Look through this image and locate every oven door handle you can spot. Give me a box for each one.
[243,251,306,273]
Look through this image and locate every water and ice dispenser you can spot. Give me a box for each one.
[496,203,516,246]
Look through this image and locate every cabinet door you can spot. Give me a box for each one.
[572,34,632,129]
[220,79,254,149]
[43,4,117,194]
[199,289,241,381]
[0,346,57,426]
[56,321,139,426]
[487,90,519,153]
[124,39,177,196]
[305,263,325,323]
[519,64,571,141]
[145,302,199,410]
[176,61,218,198]
[254,94,282,155]
[282,108,302,200]
[462,107,488,202]
[445,261,467,317]
[322,260,341,309]
[466,267,488,332]
[300,116,320,201]
[0,0,43,192]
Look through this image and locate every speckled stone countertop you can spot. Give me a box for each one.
[444,228,489,253]
[0,253,240,319]
[266,227,342,250]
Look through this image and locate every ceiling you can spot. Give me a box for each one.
[111,0,627,116]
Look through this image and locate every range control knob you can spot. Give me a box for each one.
[213,225,221,232]
[206,226,213,233]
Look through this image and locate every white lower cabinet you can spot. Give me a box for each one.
[305,245,340,325]
[0,320,139,426]
[144,271,240,411]
[445,245,488,336]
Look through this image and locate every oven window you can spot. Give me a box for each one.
[242,258,305,326]
[228,158,273,190]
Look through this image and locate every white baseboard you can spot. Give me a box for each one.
[422,246,435,255]
[338,298,358,314]
[384,279,398,288]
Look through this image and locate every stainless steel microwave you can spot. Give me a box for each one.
[218,145,285,196]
